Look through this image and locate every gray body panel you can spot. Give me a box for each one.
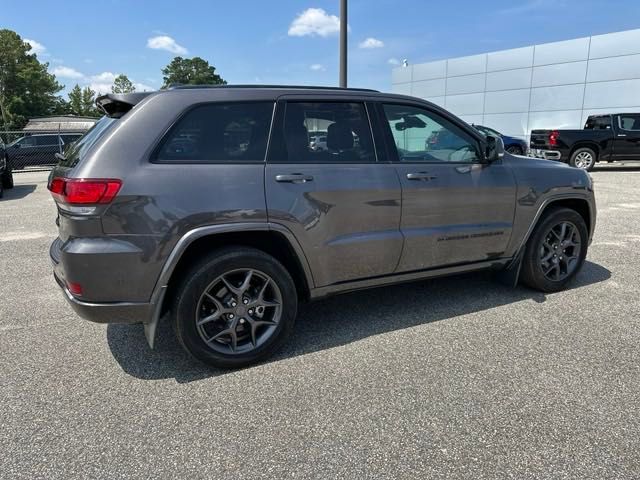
[47,86,596,343]
[394,161,516,271]
[266,162,403,286]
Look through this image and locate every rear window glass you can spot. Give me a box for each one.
[585,116,611,130]
[154,102,274,163]
[57,117,117,168]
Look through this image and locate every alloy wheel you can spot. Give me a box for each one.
[573,151,594,170]
[195,268,282,354]
[538,221,582,282]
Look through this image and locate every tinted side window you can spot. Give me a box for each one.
[18,136,37,147]
[279,102,375,163]
[618,114,640,131]
[62,134,81,144]
[36,136,60,146]
[586,116,611,130]
[154,102,274,163]
[382,104,480,163]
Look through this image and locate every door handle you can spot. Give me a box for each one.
[275,173,314,183]
[617,134,627,137]
[406,172,437,181]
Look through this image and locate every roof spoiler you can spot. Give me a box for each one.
[95,92,154,118]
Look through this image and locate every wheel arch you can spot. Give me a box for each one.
[504,195,593,286]
[570,142,599,160]
[145,223,314,348]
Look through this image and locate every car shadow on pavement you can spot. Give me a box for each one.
[592,165,640,172]
[106,260,611,383]
[2,184,37,200]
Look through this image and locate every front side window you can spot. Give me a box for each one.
[154,102,274,163]
[618,114,640,131]
[383,104,480,163]
[280,102,375,163]
[17,136,36,147]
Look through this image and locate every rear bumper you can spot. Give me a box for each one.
[530,148,562,161]
[50,238,153,324]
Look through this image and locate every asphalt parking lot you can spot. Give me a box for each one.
[1,167,639,479]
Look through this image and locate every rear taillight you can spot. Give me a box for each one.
[48,178,122,205]
[66,281,83,296]
[549,130,559,147]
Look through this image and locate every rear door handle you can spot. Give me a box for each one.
[275,173,314,183]
[406,172,437,181]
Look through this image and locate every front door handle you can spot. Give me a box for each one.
[406,172,437,181]
[275,173,314,183]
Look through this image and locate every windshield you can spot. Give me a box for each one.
[56,116,117,168]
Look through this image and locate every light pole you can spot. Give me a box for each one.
[339,0,347,87]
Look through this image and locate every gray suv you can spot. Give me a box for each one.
[48,86,596,368]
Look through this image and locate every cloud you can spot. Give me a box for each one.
[91,72,117,83]
[51,66,85,79]
[24,38,46,56]
[88,73,121,94]
[147,35,188,54]
[310,64,325,71]
[288,8,342,37]
[387,58,401,66]
[134,82,154,92]
[359,37,384,49]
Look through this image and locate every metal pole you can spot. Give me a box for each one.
[339,0,347,87]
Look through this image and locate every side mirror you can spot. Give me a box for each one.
[485,134,505,163]
[13,143,20,148]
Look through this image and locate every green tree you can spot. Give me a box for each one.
[161,56,226,88]
[0,29,64,129]
[68,84,98,116]
[111,74,136,94]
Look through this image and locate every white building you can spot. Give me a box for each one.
[391,28,640,141]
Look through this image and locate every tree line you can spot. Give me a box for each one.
[0,29,226,129]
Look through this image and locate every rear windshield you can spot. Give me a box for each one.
[56,116,117,168]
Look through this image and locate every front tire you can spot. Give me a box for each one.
[569,147,596,171]
[172,247,298,368]
[506,145,523,155]
[520,208,588,292]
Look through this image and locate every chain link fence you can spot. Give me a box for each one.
[0,130,85,172]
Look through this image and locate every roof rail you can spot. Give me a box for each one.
[167,84,379,93]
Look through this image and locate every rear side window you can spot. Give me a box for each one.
[36,136,60,146]
[585,116,611,130]
[618,114,640,131]
[57,117,117,168]
[271,102,376,163]
[154,102,274,163]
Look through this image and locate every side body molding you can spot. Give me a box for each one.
[144,222,315,347]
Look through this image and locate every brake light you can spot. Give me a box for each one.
[549,130,559,147]
[48,178,122,205]
[66,281,83,296]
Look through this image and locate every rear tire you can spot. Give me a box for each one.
[172,247,298,368]
[520,208,588,292]
[569,147,596,171]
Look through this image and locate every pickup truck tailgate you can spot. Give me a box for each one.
[530,130,551,148]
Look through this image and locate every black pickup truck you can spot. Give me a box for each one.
[530,113,640,171]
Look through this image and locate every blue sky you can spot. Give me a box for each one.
[2,0,640,95]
